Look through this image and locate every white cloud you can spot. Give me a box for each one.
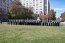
[53,8,65,11]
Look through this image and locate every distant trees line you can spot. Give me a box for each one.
[8,0,56,20]
[60,12,65,22]
[0,9,2,18]
[0,0,56,20]
[0,0,65,21]
[8,1,34,19]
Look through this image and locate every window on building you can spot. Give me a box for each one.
[40,9,42,10]
[40,11,43,14]
[33,0,35,1]
[44,0,47,5]
[44,8,47,11]
[40,1,42,3]
[24,3,25,5]
[33,4,35,6]
[36,9,38,10]
[26,3,28,4]
[36,4,38,6]
[36,0,38,1]
[44,0,47,3]
[36,11,38,13]
[30,3,32,4]
[44,5,47,8]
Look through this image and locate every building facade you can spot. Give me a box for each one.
[20,0,50,16]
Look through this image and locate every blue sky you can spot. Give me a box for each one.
[49,0,65,17]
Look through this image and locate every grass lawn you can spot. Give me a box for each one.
[0,24,65,43]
